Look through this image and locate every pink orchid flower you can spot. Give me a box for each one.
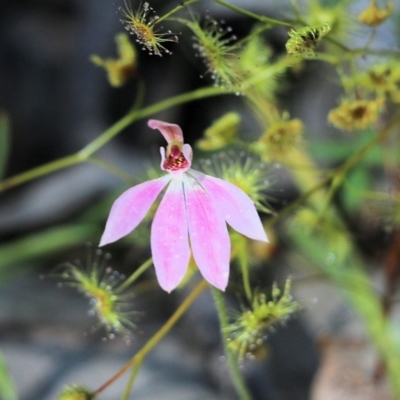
[100,119,268,292]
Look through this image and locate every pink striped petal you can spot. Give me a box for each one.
[183,175,230,291]
[100,176,170,246]
[148,119,184,144]
[151,178,190,292]
[190,170,268,242]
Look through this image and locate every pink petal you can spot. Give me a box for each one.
[99,176,171,246]
[151,178,190,292]
[148,119,184,144]
[190,170,268,242]
[183,174,230,291]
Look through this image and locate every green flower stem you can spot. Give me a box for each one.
[79,85,228,158]
[94,279,208,397]
[121,358,143,400]
[0,154,80,192]
[290,0,302,21]
[210,286,252,400]
[237,236,252,302]
[154,0,200,25]
[0,86,228,194]
[115,257,153,293]
[214,0,293,28]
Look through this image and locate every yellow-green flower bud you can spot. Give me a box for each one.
[58,385,95,400]
[197,112,240,151]
[91,32,137,87]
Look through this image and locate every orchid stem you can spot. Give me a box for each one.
[94,279,208,396]
[121,358,143,400]
[0,86,228,194]
[238,236,252,302]
[214,0,293,28]
[116,258,153,293]
[0,154,81,192]
[210,287,252,400]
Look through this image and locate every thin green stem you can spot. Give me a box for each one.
[154,0,199,25]
[237,236,252,302]
[214,0,294,28]
[0,154,80,192]
[115,258,153,293]
[210,287,252,400]
[79,85,228,158]
[266,177,331,227]
[0,86,228,194]
[290,0,302,21]
[94,279,208,396]
[121,358,143,400]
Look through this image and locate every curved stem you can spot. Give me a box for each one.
[121,358,143,400]
[94,279,208,396]
[210,287,252,400]
[154,0,199,25]
[237,236,252,302]
[115,258,153,293]
[214,0,293,28]
[0,86,228,194]
[0,154,80,192]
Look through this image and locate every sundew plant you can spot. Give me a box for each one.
[1,0,400,399]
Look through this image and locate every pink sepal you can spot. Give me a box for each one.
[190,170,268,242]
[99,175,171,246]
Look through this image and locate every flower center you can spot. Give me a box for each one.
[163,144,190,172]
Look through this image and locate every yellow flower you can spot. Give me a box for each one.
[358,1,394,27]
[362,64,400,102]
[119,1,178,56]
[252,113,304,160]
[328,97,384,131]
[90,33,137,87]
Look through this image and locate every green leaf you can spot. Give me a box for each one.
[0,348,18,400]
[0,111,11,180]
